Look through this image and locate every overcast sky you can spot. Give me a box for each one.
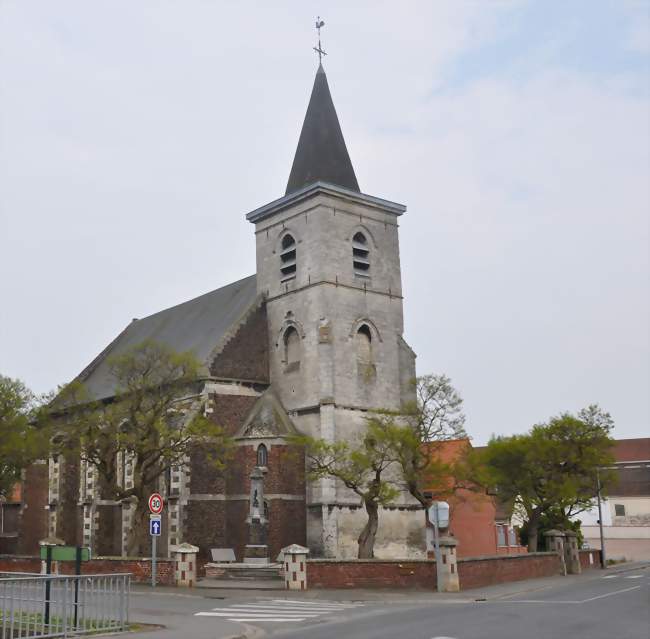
[1,1,648,444]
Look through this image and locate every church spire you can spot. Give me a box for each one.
[285,63,360,195]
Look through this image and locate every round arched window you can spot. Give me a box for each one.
[284,326,301,369]
[356,324,372,364]
[257,444,268,467]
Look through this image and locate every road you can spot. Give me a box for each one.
[130,564,649,639]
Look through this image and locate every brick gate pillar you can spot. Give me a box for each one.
[282,544,309,590]
[171,543,199,587]
[563,531,581,574]
[543,529,567,576]
[437,536,460,592]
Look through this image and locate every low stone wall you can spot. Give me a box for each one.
[457,552,560,590]
[307,559,436,589]
[0,554,175,586]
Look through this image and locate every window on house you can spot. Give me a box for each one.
[352,232,370,277]
[280,234,297,281]
[356,324,372,364]
[284,326,300,371]
[497,525,507,547]
[257,444,268,467]
[0,503,20,534]
[614,504,626,517]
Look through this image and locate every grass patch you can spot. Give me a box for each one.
[0,609,128,637]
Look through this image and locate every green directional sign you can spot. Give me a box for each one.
[39,546,91,562]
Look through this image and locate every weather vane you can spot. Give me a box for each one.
[314,16,326,63]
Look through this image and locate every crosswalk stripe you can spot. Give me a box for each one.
[194,599,365,623]
[273,599,362,607]
[234,603,350,609]
[229,618,306,622]
[198,612,321,617]
[216,607,344,612]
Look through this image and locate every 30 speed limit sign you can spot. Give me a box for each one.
[148,493,164,515]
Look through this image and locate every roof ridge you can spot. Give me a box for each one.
[131,274,256,324]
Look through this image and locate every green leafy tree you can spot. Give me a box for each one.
[381,374,468,508]
[52,341,233,556]
[289,417,400,559]
[0,375,49,500]
[477,405,615,551]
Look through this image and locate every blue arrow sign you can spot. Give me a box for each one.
[150,517,161,536]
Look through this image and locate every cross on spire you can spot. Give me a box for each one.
[313,16,326,63]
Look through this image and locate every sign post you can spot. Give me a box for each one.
[428,501,450,592]
[148,493,164,588]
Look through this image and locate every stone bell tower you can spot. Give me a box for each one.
[246,63,419,558]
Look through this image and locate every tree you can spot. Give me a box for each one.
[289,416,400,559]
[383,374,467,509]
[477,405,615,551]
[52,341,233,556]
[0,375,49,500]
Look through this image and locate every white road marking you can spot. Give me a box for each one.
[272,599,363,607]
[602,575,618,579]
[229,618,307,622]
[580,585,642,602]
[195,599,364,623]
[499,584,642,605]
[625,574,643,579]
[197,612,320,618]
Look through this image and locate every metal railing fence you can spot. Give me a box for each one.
[0,573,129,638]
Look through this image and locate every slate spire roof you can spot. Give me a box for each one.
[285,63,360,195]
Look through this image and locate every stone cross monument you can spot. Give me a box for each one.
[243,466,270,563]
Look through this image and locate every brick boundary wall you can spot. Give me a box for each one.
[307,553,568,590]
[0,555,175,586]
[457,552,560,590]
[579,549,602,570]
[307,559,436,589]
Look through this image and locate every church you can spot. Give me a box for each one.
[41,60,423,563]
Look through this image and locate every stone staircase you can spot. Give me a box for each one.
[198,562,284,590]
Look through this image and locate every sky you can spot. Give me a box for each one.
[0,1,648,444]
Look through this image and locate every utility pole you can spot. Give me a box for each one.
[596,467,606,569]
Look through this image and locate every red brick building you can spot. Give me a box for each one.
[424,439,526,558]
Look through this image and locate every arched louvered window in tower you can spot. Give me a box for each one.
[352,232,370,277]
[280,234,297,282]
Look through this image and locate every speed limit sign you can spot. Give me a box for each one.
[148,493,164,515]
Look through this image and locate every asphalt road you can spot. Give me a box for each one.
[270,569,649,639]
[130,565,649,639]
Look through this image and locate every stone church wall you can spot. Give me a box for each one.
[336,506,426,559]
